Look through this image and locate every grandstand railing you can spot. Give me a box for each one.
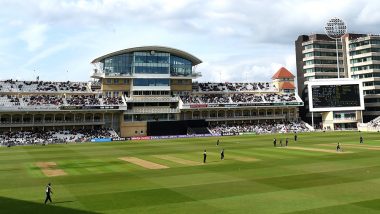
[125,96,179,103]
[125,107,180,114]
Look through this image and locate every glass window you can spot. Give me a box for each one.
[133,79,170,86]
[102,53,133,75]
[170,56,192,76]
[134,66,169,74]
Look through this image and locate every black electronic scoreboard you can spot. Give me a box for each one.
[311,84,361,108]
[308,80,364,112]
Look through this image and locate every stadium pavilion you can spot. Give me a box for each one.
[0,46,304,137]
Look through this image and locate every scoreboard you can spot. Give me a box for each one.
[308,79,364,112]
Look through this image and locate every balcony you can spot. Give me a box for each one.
[91,72,133,79]
[125,96,179,103]
[170,72,202,79]
[124,107,180,114]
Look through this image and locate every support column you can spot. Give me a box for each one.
[111,113,114,130]
[282,109,284,122]
[103,113,105,122]
[32,114,34,131]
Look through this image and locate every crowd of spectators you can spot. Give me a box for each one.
[197,82,275,92]
[103,96,124,105]
[23,95,64,106]
[209,122,310,135]
[181,93,297,104]
[199,94,230,103]
[180,95,201,104]
[0,80,89,92]
[66,95,100,106]
[0,95,21,106]
[264,93,297,102]
[0,128,119,146]
[57,81,88,92]
[0,94,128,108]
[231,94,263,103]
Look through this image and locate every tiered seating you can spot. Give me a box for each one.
[0,95,21,107]
[197,82,275,92]
[180,95,201,104]
[0,80,89,92]
[103,97,124,105]
[209,122,310,135]
[368,116,380,128]
[23,95,64,106]
[66,95,100,106]
[0,128,119,146]
[181,93,297,104]
[231,94,263,103]
[264,93,296,102]
[57,82,88,92]
[198,94,230,103]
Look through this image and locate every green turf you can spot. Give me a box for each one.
[1,131,380,213]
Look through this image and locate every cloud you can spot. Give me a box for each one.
[1,0,380,82]
[19,23,48,51]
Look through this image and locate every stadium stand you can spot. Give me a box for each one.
[180,93,299,104]
[209,122,310,135]
[0,128,119,146]
[0,46,308,141]
[197,82,276,92]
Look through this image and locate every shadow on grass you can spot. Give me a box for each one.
[0,197,97,214]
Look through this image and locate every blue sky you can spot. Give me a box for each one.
[1,0,380,82]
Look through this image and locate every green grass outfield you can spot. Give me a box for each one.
[1,131,380,213]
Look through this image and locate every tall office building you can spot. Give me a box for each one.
[344,34,380,121]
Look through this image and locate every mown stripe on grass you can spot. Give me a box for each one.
[153,155,202,166]
[77,188,195,211]
[119,157,169,169]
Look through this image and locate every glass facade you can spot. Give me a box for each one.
[135,66,169,74]
[103,54,133,75]
[100,51,193,77]
[349,48,380,56]
[170,56,192,76]
[349,39,380,48]
[304,43,342,50]
[304,68,343,73]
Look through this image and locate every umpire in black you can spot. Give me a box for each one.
[44,183,53,204]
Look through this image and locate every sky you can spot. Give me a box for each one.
[1,0,380,83]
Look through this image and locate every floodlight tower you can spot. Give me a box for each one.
[324,17,347,79]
